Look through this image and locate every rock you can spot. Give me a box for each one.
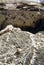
[0,0,44,3]
[0,9,44,30]
[0,1,44,30]
[0,25,44,65]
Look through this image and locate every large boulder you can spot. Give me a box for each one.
[0,1,44,30]
[0,9,44,30]
[0,25,44,65]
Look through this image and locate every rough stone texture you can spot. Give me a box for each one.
[0,25,44,65]
[0,1,44,30]
[0,9,44,30]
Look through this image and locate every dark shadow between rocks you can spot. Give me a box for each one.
[0,18,44,34]
[21,19,44,34]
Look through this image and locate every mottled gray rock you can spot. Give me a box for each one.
[0,25,44,65]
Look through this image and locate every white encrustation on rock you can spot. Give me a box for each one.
[0,25,21,35]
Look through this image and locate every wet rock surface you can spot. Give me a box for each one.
[0,25,44,65]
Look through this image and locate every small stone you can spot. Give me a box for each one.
[16,48,22,54]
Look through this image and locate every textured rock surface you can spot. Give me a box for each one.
[0,25,44,65]
[0,1,44,30]
[0,10,44,30]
